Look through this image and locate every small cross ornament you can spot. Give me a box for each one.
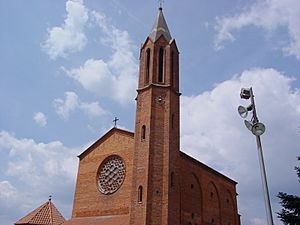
[113,117,119,128]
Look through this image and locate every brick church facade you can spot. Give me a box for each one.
[65,8,240,225]
[16,7,241,225]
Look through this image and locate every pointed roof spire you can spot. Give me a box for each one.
[15,198,65,225]
[149,7,172,42]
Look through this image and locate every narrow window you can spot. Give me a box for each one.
[171,113,175,129]
[170,51,174,86]
[158,47,164,83]
[138,186,143,203]
[145,49,150,84]
[171,172,174,187]
[141,125,146,140]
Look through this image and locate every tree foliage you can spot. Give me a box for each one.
[277,157,300,225]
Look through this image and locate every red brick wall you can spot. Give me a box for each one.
[72,130,134,218]
[180,152,240,225]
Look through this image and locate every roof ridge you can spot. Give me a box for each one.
[49,200,53,225]
[49,201,66,224]
[78,127,134,159]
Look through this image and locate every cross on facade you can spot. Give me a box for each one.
[113,117,119,128]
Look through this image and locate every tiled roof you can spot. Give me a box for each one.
[149,7,172,42]
[62,215,129,225]
[15,199,66,225]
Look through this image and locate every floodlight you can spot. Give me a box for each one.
[251,122,265,136]
[238,105,253,118]
[244,120,253,131]
[238,106,248,118]
[240,88,251,99]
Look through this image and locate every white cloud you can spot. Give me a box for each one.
[64,59,114,97]
[54,91,79,120]
[33,112,47,127]
[250,218,267,225]
[0,181,17,200]
[0,131,81,221]
[65,10,138,104]
[0,180,23,223]
[214,0,300,59]
[53,91,107,120]
[41,0,88,59]
[80,101,106,118]
[181,68,300,225]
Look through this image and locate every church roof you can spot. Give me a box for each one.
[180,151,237,184]
[63,215,129,225]
[78,127,134,159]
[15,198,65,225]
[149,7,172,42]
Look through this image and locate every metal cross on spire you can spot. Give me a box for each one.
[113,117,119,128]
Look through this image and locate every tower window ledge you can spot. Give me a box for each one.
[137,83,172,92]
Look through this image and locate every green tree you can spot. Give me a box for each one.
[277,157,300,225]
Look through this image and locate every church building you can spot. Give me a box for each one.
[16,7,241,225]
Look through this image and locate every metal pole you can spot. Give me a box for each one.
[256,135,274,225]
[250,88,274,225]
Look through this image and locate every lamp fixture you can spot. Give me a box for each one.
[238,105,253,118]
[244,120,252,131]
[240,88,251,99]
[252,122,265,136]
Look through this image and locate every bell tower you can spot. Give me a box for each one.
[130,7,180,225]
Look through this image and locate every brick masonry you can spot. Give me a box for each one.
[72,129,134,218]
[69,9,240,225]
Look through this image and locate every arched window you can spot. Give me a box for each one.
[138,186,143,203]
[145,49,150,84]
[141,125,146,140]
[158,47,164,83]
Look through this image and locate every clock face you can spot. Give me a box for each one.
[97,155,126,195]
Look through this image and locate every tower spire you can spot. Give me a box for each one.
[149,6,171,42]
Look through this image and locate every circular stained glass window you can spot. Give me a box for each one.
[97,155,126,195]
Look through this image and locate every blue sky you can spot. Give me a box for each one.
[1,0,300,224]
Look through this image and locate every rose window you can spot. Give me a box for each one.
[97,155,126,195]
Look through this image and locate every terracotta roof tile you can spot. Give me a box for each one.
[62,215,129,225]
[15,199,66,225]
